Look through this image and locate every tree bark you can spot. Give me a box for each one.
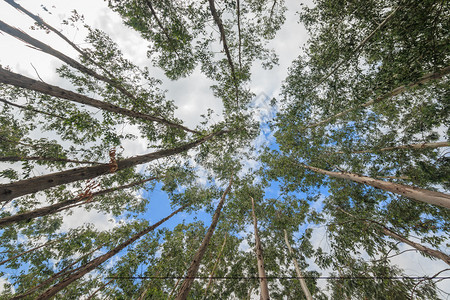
[337,207,450,266]
[175,177,233,300]
[337,141,450,154]
[251,197,270,300]
[0,130,225,203]
[34,205,187,300]
[0,176,158,227]
[0,65,198,134]
[301,164,450,209]
[283,229,312,300]
[0,16,199,135]
[203,233,228,299]
[12,244,105,300]
[306,65,450,129]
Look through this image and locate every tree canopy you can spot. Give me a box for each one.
[0,0,448,299]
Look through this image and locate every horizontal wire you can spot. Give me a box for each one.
[106,276,450,281]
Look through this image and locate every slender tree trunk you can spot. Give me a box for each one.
[35,205,187,300]
[143,0,180,58]
[337,207,450,265]
[0,237,65,266]
[136,268,162,300]
[0,176,158,227]
[207,0,239,106]
[12,243,106,299]
[0,130,225,203]
[380,225,450,266]
[4,0,125,92]
[283,229,312,300]
[175,178,233,300]
[251,197,270,300]
[308,5,401,92]
[301,164,450,209]
[337,141,450,154]
[86,279,113,300]
[203,233,228,299]
[0,17,198,135]
[306,65,450,129]
[0,66,198,134]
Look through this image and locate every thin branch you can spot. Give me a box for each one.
[306,65,450,129]
[144,0,181,58]
[411,268,450,300]
[208,0,239,107]
[86,279,114,300]
[0,97,66,120]
[29,63,45,83]
[337,141,450,154]
[336,207,450,266]
[203,233,228,299]
[11,243,105,300]
[307,4,402,93]
[237,0,242,71]
[0,155,102,165]
[0,19,199,134]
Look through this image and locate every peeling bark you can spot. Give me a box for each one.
[0,130,225,203]
[0,66,198,134]
[302,164,450,209]
[0,176,158,227]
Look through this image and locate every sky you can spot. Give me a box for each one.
[0,0,449,298]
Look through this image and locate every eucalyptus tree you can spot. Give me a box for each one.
[262,0,449,297]
[0,0,272,297]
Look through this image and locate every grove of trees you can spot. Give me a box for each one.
[0,0,448,299]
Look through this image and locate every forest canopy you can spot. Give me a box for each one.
[0,0,449,299]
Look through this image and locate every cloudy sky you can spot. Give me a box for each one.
[0,0,448,298]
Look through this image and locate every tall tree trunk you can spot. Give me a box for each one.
[283,229,312,300]
[0,176,158,227]
[301,164,450,209]
[0,130,225,203]
[306,65,450,129]
[0,16,199,135]
[0,66,198,134]
[203,233,228,299]
[337,141,450,154]
[337,207,450,265]
[34,205,187,300]
[12,244,106,300]
[251,197,270,300]
[175,178,233,300]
